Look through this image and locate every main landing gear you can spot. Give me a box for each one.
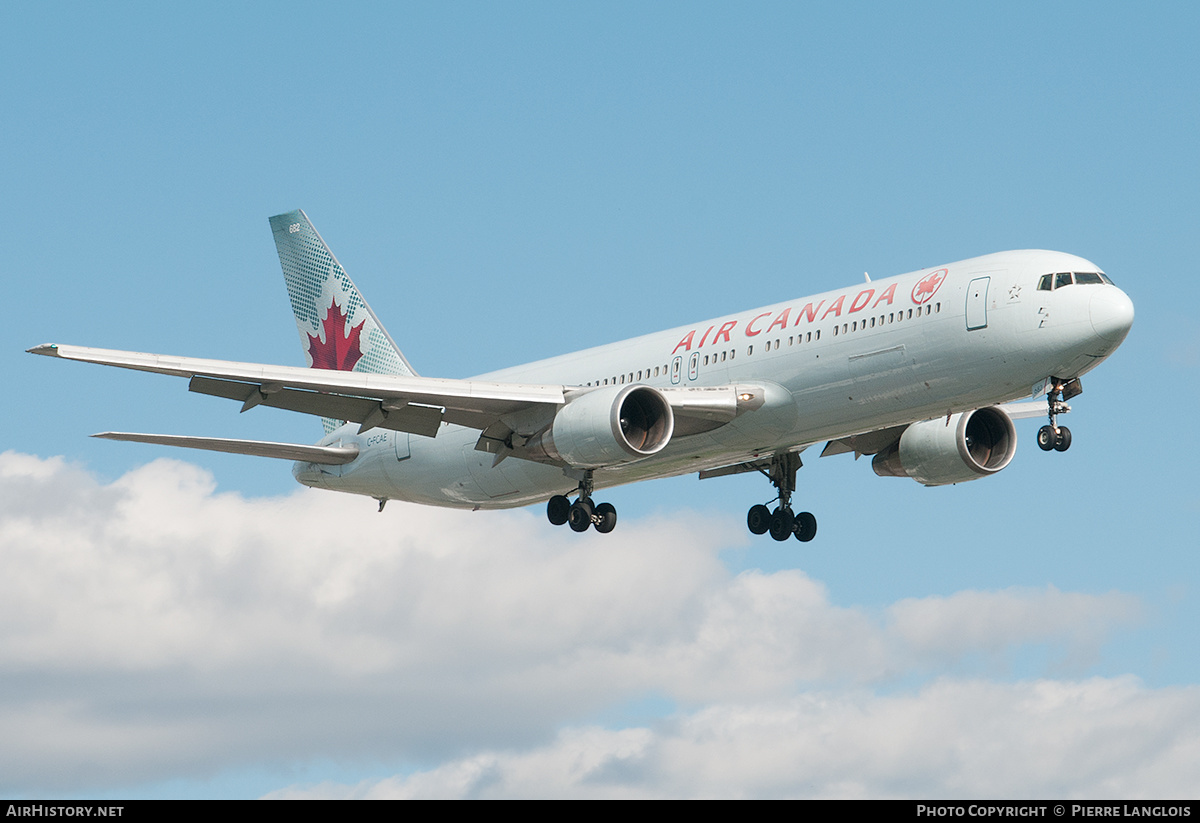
[546,470,618,534]
[746,452,817,543]
[1037,378,1077,453]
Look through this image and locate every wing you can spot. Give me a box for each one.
[30,343,567,438]
[29,343,758,448]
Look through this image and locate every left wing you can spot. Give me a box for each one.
[29,343,568,437]
[29,343,760,446]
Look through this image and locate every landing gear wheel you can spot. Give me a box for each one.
[746,453,817,544]
[568,498,594,532]
[769,507,795,542]
[747,504,771,535]
[1037,425,1057,451]
[547,494,571,526]
[793,511,817,543]
[594,502,617,534]
[1054,426,1072,452]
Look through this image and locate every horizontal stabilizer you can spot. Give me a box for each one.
[92,432,360,465]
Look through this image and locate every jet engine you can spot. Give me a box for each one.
[871,406,1017,486]
[526,384,674,468]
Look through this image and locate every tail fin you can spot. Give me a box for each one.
[270,209,416,432]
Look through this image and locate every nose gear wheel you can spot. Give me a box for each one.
[1038,378,1075,453]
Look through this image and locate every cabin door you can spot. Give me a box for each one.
[966,276,990,330]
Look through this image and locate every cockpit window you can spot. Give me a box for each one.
[1038,271,1114,291]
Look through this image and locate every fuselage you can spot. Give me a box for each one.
[294,250,1133,509]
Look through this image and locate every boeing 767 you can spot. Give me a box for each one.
[29,210,1133,541]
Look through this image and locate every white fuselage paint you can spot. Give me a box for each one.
[293,250,1133,509]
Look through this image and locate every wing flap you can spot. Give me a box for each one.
[188,376,445,437]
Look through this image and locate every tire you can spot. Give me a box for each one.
[594,503,617,534]
[1037,425,1056,451]
[747,504,771,535]
[794,511,817,543]
[568,499,594,532]
[1054,426,1072,452]
[769,507,794,542]
[547,494,571,526]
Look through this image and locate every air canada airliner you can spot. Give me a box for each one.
[29,210,1134,542]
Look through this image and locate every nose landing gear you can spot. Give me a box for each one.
[546,470,618,534]
[746,452,817,543]
[1037,378,1079,452]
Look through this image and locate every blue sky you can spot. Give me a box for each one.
[2,1,1198,798]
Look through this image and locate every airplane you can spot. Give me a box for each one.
[28,209,1134,541]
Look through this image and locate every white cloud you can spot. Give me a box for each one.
[272,678,1200,799]
[0,451,1184,797]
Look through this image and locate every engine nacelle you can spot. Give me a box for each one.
[872,406,1017,486]
[528,384,675,468]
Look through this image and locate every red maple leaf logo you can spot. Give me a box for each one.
[307,298,366,371]
[911,268,947,304]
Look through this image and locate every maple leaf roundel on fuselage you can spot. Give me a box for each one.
[306,297,367,371]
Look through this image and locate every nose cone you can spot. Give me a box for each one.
[1090,287,1134,344]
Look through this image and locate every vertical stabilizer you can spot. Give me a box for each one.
[270,209,416,432]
